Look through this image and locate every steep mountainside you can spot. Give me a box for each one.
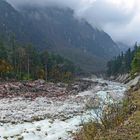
[0,0,120,72]
[0,0,43,46]
[117,42,132,52]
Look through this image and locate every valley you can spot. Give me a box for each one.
[0,78,126,140]
[0,0,140,140]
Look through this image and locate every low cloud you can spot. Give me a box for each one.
[7,0,140,45]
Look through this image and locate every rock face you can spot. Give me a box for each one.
[111,73,140,92]
[127,75,140,91]
[110,74,131,84]
[115,74,130,83]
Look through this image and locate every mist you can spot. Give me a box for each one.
[6,0,140,45]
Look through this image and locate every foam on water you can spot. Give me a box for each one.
[0,78,126,140]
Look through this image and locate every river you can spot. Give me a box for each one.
[0,78,126,140]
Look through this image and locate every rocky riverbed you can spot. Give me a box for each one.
[0,78,126,140]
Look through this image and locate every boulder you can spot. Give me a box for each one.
[85,97,100,109]
[127,75,140,89]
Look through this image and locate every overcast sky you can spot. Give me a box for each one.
[7,0,140,45]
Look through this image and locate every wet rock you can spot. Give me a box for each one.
[86,97,100,109]
[36,126,41,131]
[32,116,42,121]
[49,119,54,124]
[100,83,108,87]
[45,132,48,136]
[17,136,24,140]
[3,136,8,139]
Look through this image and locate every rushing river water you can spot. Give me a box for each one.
[0,78,126,140]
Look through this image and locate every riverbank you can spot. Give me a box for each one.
[75,75,140,140]
[100,88,140,140]
[0,78,126,140]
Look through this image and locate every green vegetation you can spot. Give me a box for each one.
[131,47,140,75]
[107,43,139,76]
[0,37,80,82]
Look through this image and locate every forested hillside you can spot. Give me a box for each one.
[0,0,120,73]
[0,37,79,81]
[107,43,140,76]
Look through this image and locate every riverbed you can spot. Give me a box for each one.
[0,78,126,140]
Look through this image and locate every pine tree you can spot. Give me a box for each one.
[131,47,140,75]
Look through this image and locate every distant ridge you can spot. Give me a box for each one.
[0,1,120,72]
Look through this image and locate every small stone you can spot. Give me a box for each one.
[45,132,48,136]
[17,136,24,140]
[36,126,41,131]
[3,136,8,139]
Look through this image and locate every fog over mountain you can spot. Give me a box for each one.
[0,0,121,72]
[7,0,140,45]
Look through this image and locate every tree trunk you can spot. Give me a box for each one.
[45,63,47,81]
[27,55,30,80]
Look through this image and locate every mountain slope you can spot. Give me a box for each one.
[0,1,120,72]
[117,42,132,52]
